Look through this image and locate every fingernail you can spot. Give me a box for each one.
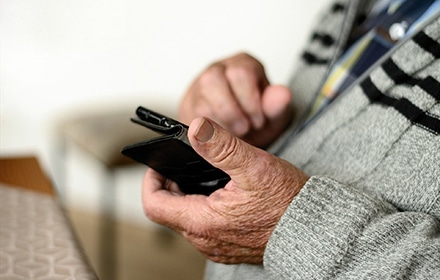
[194,118,214,142]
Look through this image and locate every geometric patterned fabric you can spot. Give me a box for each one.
[0,184,97,279]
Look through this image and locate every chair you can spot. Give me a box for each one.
[55,103,175,280]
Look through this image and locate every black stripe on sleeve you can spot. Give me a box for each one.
[412,31,440,59]
[416,112,440,134]
[382,58,420,86]
[311,32,336,47]
[331,3,345,13]
[302,52,330,65]
[360,77,395,106]
[418,76,440,102]
[394,98,424,121]
[360,77,440,135]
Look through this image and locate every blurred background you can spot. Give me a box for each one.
[1,0,330,279]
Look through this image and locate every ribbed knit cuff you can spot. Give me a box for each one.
[264,176,395,279]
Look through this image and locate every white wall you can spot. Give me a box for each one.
[1,0,330,222]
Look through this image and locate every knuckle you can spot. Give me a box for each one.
[198,65,224,88]
[233,51,249,58]
[225,64,255,83]
[230,52,255,63]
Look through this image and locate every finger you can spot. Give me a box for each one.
[188,117,275,190]
[142,169,210,230]
[142,168,167,193]
[238,85,293,148]
[261,85,293,137]
[223,58,268,129]
[197,63,250,136]
[261,85,292,122]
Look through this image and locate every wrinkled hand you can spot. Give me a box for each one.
[142,117,309,264]
[179,52,292,148]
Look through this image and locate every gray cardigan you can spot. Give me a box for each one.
[205,0,440,279]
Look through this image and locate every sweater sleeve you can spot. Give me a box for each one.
[264,176,440,279]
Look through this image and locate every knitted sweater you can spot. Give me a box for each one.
[204,0,440,279]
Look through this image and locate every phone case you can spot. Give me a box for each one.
[121,106,230,195]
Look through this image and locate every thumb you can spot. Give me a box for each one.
[188,117,269,189]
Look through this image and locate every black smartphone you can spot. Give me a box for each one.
[121,106,230,195]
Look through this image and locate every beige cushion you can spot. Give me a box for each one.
[60,110,163,167]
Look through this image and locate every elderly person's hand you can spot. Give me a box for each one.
[142,117,309,264]
[179,52,292,148]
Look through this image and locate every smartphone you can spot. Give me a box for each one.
[121,106,230,195]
